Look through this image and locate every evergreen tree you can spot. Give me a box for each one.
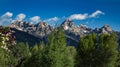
[67,46,76,61]
[22,42,45,67]
[98,33,118,67]
[116,50,120,67]
[76,33,97,67]
[0,47,15,67]
[44,28,75,67]
[10,42,31,67]
[76,33,118,67]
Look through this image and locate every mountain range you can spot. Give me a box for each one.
[8,19,120,46]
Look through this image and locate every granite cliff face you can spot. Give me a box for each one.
[9,20,53,38]
[61,19,93,36]
[94,24,113,34]
[61,19,93,46]
[9,20,120,46]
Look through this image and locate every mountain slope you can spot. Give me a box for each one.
[10,28,42,46]
[9,20,120,46]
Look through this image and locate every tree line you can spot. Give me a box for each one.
[0,27,120,67]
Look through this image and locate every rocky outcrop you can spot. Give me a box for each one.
[9,20,34,31]
[61,19,93,46]
[94,24,113,34]
[9,20,53,38]
[32,22,53,37]
[8,20,119,47]
[61,19,74,30]
[61,19,93,37]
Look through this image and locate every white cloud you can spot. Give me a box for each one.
[0,12,13,25]
[69,13,88,20]
[69,10,104,20]
[30,16,40,23]
[45,17,59,22]
[43,17,59,26]
[1,12,13,18]
[16,13,26,21]
[89,10,104,18]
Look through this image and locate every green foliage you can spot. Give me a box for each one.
[44,28,75,67]
[98,33,118,67]
[10,42,31,67]
[22,42,45,67]
[0,26,16,67]
[116,50,120,67]
[76,33,118,67]
[76,33,97,67]
[0,46,16,67]
[0,26,119,67]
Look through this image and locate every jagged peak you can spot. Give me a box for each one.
[8,20,115,37]
[9,20,34,28]
[102,24,110,28]
[94,24,113,34]
[101,24,112,32]
[61,19,74,27]
[35,22,49,28]
[79,24,87,28]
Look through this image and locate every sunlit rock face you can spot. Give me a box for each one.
[9,20,53,38]
[61,19,92,36]
[61,19,93,46]
[9,20,113,38]
[94,24,113,34]
[9,20,120,47]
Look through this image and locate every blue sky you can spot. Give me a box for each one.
[0,0,120,31]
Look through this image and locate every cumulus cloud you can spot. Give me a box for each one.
[30,16,40,23]
[45,17,59,22]
[0,12,13,25]
[89,10,104,18]
[43,17,59,26]
[69,13,88,20]
[16,13,26,21]
[1,12,13,18]
[69,10,104,20]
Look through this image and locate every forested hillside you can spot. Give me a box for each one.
[0,26,120,67]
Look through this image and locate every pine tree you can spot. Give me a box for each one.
[44,28,75,67]
[76,33,118,67]
[10,42,31,67]
[22,42,45,67]
[76,33,97,67]
[98,33,118,67]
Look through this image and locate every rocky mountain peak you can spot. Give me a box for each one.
[94,24,113,34]
[101,24,112,34]
[61,19,74,30]
[61,19,93,38]
[102,24,112,31]
[8,20,120,47]
[9,20,114,40]
[9,20,34,31]
[9,21,53,38]
[79,24,87,29]
[35,22,48,27]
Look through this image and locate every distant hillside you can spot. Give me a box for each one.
[10,28,42,46]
